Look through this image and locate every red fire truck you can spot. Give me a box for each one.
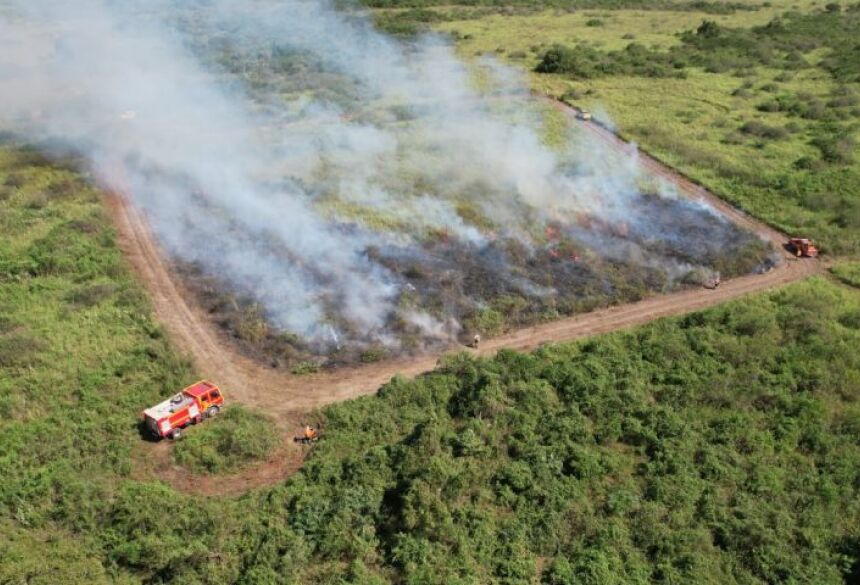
[142,380,225,440]
[787,237,819,258]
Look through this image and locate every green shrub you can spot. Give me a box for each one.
[757,99,781,112]
[812,131,857,165]
[740,120,789,140]
[0,331,45,367]
[535,7,860,85]
[172,406,280,474]
[234,305,269,343]
[360,346,387,363]
[64,282,118,309]
[535,42,679,79]
[291,360,320,375]
[465,306,506,336]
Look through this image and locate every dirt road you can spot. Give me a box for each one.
[108,98,822,492]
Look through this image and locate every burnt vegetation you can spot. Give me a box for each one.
[149,6,783,370]
[179,193,774,371]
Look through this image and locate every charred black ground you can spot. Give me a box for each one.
[177,192,775,370]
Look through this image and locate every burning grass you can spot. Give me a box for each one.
[157,18,777,370]
[178,191,775,371]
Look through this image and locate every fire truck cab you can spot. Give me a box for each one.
[787,237,819,258]
[142,380,224,440]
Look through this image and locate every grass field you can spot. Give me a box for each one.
[436,2,821,54]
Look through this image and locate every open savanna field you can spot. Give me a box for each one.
[386,0,860,254]
[1,1,860,584]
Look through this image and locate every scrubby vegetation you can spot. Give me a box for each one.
[6,206,860,583]
[367,0,759,25]
[260,277,860,584]
[172,406,281,473]
[534,9,860,84]
[535,42,686,79]
[370,0,767,35]
[0,144,195,581]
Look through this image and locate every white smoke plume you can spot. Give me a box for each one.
[0,0,765,350]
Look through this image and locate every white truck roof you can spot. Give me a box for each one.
[143,393,193,420]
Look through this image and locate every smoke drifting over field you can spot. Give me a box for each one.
[0,0,772,354]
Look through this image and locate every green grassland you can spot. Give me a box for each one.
[1,145,859,583]
[437,3,821,52]
[423,2,860,255]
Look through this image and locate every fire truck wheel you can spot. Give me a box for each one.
[205,406,220,419]
[169,428,182,440]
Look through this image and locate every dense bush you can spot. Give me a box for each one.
[536,43,681,79]
[812,127,857,165]
[225,276,860,584]
[739,120,788,140]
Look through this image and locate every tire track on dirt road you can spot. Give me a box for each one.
[107,98,822,493]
